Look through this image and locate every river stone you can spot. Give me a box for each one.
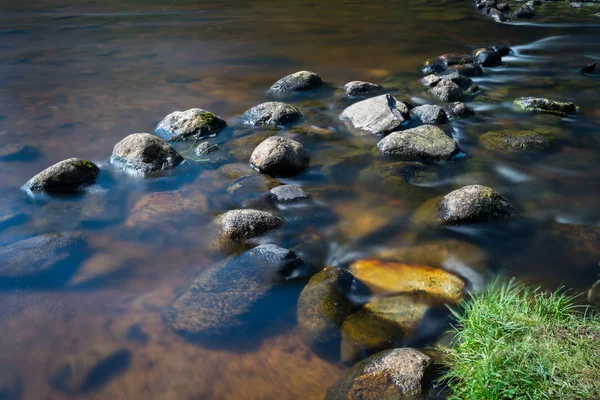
[216,209,284,243]
[411,105,448,124]
[513,4,536,18]
[480,130,551,154]
[242,102,302,126]
[474,49,502,67]
[344,81,385,97]
[270,185,310,204]
[249,136,309,177]
[155,108,226,141]
[23,158,99,193]
[439,53,473,66]
[49,344,131,394]
[268,71,323,94]
[421,63,446,75]
[420,75,441,88]
[164,245,304,336]
[297,266,355,354]
[490,45,511,56]
[449,63,484,77]
[340,94,410,136]
[110,133,183,177]
[0,367,21,400]
[194,142,218,156]
[443,102,475,119]
[431,80,463,101]
[514,97,578,116]
[0,232,86,280]
[377,125,459,161]
[125,189,209,229]
[489,8,507,22]
[349,260,465,303]
[580,63,596,74]
[440,185,514,224]
[326,348,434,400]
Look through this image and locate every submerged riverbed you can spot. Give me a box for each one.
[1,1,600,399]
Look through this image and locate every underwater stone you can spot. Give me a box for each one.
[514,97,578,116]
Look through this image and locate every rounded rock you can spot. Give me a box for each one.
[443,102,475,119]
[110,133,183,177]
[439,185,514,224]
[155,108,226,141]
[377,125,459,161]
[217,209,284,243]
[268,70,323,94]
[431,80,464,102]
[242,102,302,126]
[344,81,385,97]
[249,136,309,177]
[270,185,311,204]
[480,130,551,154]
[411,104,448,124]
[474,49,502,67]
[23,158,99,193]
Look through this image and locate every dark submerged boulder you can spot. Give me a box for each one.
[479,130,552,154]
[474,49,502,67]
[249,136,309,177]
[377,125,459,161]
[155,108,226,141]
[110,133,183,177]
[514,97,578,116]
[580,63,596,74]
[326,348,434,400]
[242,101,302,126]
[268,71,323,94]
[340,94,411,136]
[49,344,131,394]
[23,158,99,193]
[163,245,304,337]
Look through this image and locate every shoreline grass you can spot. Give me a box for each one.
[439,279,600,400]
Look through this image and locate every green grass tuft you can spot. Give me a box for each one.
[440,279,600,400]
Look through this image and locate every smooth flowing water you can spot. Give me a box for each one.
[1,1,599,399]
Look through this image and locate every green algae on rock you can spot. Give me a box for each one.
[110,133,184,177]
[377,125,459,161]
[479,130,552,154]
[155,108,227,141]
[23,158,99,193]
[514,97,578,116]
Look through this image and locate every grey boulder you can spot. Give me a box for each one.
[326,348,434,400]
[431,80,464,101]
[412,105,448,124]
[163,244,304,336]
[155,108,226,141]
[344,81,385,97]
[268,71,323,94]
[23,158,99,193]
[340,94,410,136]
[377,125,459,161]
[250,136,309,177]
[439,185,514,224]
[270,185,311,204]
[216,209,284,244]
[110,133,183,177]
[242,102,302,126]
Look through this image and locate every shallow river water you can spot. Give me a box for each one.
[1,1,600,399]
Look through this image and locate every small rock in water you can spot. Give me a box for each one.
[438,53,473,66]
[420,74,441,87]
[249,136,309,177]
[490,45,511,57]
[155,108,226,141]
[421,63,446,75]
[377,125,459,161]
[192,142,230,163]
[358,161,431,188]
[242,101,302,126]
[340,94,411,136]
[270,185,311,204]
[0,366,21,400]
[440,185,514,224]
[496,3,510,12]
[474,48,502,67]
[344,81,385,97]
[443,101,475,119]
[69,253,123,286]
[110,133,183,177]
[514,97,578,116]
[580,63,596,74]
[431,80,464,101]
[216,209,284,244]
[435,69,462,84]
[297,267,355,356]
[513,4,536,18]
[164,244,304,336]
[326,348,434,400]
[0,143,36,161]
[0,232,86,282]
[23,158,99,193]
[349,260,465,303]
[480,130,552,154]
[411,105,448,124]
[49,344,131,394]
[489,8,507,22]
[268,70,323,94]
[194,142,219,156]
[449,63,484,77]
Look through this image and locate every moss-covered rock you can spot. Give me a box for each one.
[268,71,323,94]
[377,125,459,161]
[155,108,227,141]
[23,158,99,193]
[297,267,355,355]
[110,133,183,177]
[241,102,302,126]
[514,97,578,116]
[349,260,465,303]
[479,130,552,154]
